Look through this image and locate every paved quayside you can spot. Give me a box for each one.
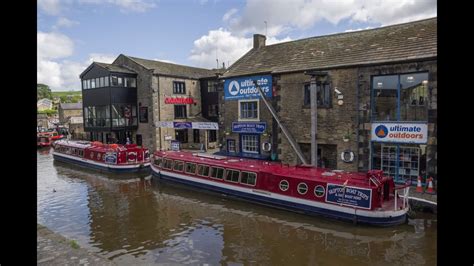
[37,224,115,265]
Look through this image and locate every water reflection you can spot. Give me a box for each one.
[38,150,437,265]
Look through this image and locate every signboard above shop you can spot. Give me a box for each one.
[371,122,428,144]
[155,121,218,130]
[224,75,272,100]
[232,122,266,133]
[165,97,195,104]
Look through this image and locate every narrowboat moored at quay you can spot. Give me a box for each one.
[52,140,150,173]
[151,151,410,227]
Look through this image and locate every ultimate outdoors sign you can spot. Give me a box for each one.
[224,75,272,100]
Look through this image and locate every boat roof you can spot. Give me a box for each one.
[55,140,147,152]
[55,140,92,149]
[154,151,380,187]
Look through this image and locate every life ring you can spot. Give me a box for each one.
[341,150,355,163]
[262,142,271,152]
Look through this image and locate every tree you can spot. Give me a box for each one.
[37,84,53,100]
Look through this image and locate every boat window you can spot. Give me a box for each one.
[78,150,83,157]
[197,164,210,177]
[314,185,325,197]
[185,163,197,174]
[154,157,163,167]
[279,180,289,192]
[240,171,257,186]
[210,167,224,179]
[225,169,240,183]
[163,159,173,169]
[297,183,308,195]
[173,161,184,172]
[90,152,94,159]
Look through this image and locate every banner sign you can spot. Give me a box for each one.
[165,97,195,104]
[325,184,372,209]
[224,75,272,100]
[371,122,428,144]
[232,122,266,133]
[173,122,192,129]
[155,121,219,130]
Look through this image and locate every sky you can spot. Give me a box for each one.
[37,0,437,91]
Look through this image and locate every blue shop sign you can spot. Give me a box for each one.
[224,75,272,100]
[173,122,192,129]
[325,184,372,209]
[232,122,266,133]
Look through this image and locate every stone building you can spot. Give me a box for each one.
[58,102,83,124]
[80,55,220,151]
[219,17,437,184]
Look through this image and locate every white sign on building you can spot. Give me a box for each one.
[371,122,428,144]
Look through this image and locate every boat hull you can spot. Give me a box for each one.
[152,166,408,227]
[53,152,150,173]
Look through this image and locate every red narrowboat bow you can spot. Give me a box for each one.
[52,140,150,173]
[151,151,410,226]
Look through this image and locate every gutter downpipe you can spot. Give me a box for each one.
[356,68,360,170]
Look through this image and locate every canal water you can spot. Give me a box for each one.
[38,148,437,265]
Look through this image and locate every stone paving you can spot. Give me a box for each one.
[37,224,115,265]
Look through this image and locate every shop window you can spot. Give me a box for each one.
[225,169,240,183]
[210,167,224,179]
[297,183,308,195]
[208,104,218,117]
[279,180,289,191]
[111,104,137,127]
[173,161,184,172]
[208,130,217,142]
[91,79,96,89]
[303,83,332,108]
[95,78,100,88]
[125,77,136,87]
[227,139,236,153]
[240,172,257,186]
[239,100,258,120]
[185,162,196,174]
[372,72,428,122]
[197,164,210,177]
[175,129,188,143]
[117,77,123,87]
[241,134,259,154]
[173,81,186,94]
[82,80,87,90]
[193,129,200,143]
[104,76,109,87]
[99,77,104,87]
[174,105,187,118]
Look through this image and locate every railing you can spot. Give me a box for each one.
[394,184,410,211]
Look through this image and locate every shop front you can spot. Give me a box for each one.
[369,72,435,185]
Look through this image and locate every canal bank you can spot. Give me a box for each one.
[37,224,115,265]
[407,189,437,214]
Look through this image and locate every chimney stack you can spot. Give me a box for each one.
[253,34,266,49]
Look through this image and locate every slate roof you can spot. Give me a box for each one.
[223,17,437,78]
[124,55,215,79]
[94,62,136,74]
[60,102,83,110]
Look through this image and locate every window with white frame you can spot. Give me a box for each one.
[241,134,259,153]
[239,100,258,120]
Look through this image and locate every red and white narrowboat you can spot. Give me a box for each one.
[151,151,411,227]
[37,132,53,147]
[52,140,150,173]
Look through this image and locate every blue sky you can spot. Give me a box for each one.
[37,0,436,91]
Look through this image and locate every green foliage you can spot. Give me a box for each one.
[53,91,82,103]
[37,84,53,100]
[70,240,80,249]
[38,109,58,116]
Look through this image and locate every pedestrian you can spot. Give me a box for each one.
[126,137,131,145]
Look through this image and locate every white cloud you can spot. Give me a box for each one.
[37,31,74,60]
[223,8,238,22]
[53,17,79,29]
[344,26,373,32]
[107,0,157,13]
[189,28,291,69]
[37,0,64,15]
[87,53,117,64]
[227,0,436,36]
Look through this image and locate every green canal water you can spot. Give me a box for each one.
[37,148,437,265]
